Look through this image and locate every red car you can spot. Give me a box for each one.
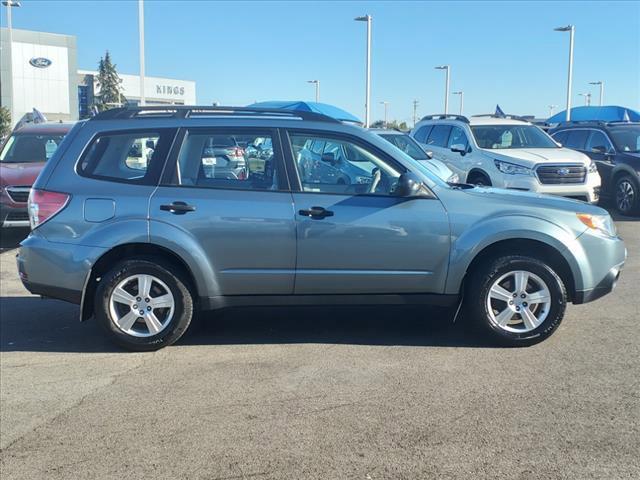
[0,122,73,228]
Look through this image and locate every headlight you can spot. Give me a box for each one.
[447,173,460,184]
[493,160,532,175]
[588,161,598,173]
[576,213,617,237]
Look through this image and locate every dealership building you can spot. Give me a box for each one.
[1,28,196,126]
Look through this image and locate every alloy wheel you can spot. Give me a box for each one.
[108,274,175,337]
[486,270,552,333]
[616,179,635,213]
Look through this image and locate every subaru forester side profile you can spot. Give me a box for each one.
[18,106,626,351]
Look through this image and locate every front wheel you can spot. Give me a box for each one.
[614,174,640,216]
[95,259,194,351]
[465,255,567,346]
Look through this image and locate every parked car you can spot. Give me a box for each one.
[369,128,459,183]
[0,122,73,228]
[18,106,625,351]
[410,114,601,203]
[549,121,640,216]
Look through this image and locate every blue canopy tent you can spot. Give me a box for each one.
[247,101,362,125]
[547,105,640,124]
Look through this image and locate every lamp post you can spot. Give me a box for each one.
[380,101,389,127]
[554,25,575,121]
[548,104,558,117]
[589,81,604,106]
[354,14,372,127]
[2,1,21,124]
[579,92,591,106]
[307,80,320,102]
[138,0,146,106]
[452,91,464,115]
[435,65,450,114]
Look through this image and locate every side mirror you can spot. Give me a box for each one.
[321,152,337,165]
[451,144,467,155]
[395,172,426,197]
[424,149,434,159]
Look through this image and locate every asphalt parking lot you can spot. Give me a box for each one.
[1,213,639,480]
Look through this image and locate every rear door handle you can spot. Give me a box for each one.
[298,206,334,219]
[160,201,196,215]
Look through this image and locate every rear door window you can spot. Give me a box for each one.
[551,130,568,145]
[78,129,174,184]
[426,125,452,147]
[447,126,469,149]
[564,130,589,150]
[413,125,433,143]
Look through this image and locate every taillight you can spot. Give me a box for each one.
[28,189,70,229]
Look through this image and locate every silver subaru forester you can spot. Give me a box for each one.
[17,106,626,351]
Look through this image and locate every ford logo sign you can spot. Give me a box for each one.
[557,167,571,176]
[29,57,52,68]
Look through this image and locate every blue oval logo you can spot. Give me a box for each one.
[29,57,52,68]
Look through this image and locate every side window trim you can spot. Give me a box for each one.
[281,128,408,194]
[160,126,291,192]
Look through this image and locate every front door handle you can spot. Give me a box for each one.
[298,206,334,219]
[160,201,196,215]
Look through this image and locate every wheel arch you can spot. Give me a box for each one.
[466,168,492,184]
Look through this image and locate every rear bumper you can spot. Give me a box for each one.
[0,202,30,228]
[20,279,82,304]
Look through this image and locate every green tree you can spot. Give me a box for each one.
[0,106,11,140]
[93,51,126,112]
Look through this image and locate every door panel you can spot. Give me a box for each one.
[293,193,450,294]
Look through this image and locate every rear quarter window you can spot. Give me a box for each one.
[77,129,175,185]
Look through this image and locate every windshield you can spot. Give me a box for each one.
[379,134,429,160]
[0,133,65,163]
[471,125,557,149]
[609,126,640,153]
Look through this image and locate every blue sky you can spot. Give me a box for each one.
[2,1,639,123]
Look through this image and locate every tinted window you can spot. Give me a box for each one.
[174,130,280,191]
[447,126,469,149]
[609,126,640,153]
[413,125,433,143]
[291,133,402,195]
[564,130,590,150]
[426,125,452,147]
[471,125,557,149]
[551,130,568,145]
[379,134,429,160]
[586,130,614,153]
[0,133,65,163]
[78,130,170,184]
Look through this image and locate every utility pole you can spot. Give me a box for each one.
[138,0,146,106]
[380,101,389,127]
[412,99,419,127]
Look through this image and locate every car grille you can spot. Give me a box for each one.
[6,186,31,203]
[536,165,586,185]
[6,211,29,221]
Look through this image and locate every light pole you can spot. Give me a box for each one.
[307,80,320,102]
[554,25,575,122]
[452,91,464,115]
[138,0,146,106]
[435,65,450,114]
[354,14,372,127]
[2,1,21,125]
[380,101,389,127]
[589,81,604,106]
[548,104,558,117]
[579,92,591,106]
[412,99,419,127]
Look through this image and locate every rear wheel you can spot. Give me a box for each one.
[465,255,567,346]
[95,259,194,351]
[614,174,640,216]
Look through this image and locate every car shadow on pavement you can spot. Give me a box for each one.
[0,297,497,353]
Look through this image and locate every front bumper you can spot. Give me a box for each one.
[499,171,601,203]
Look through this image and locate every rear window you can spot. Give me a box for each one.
[78,130,174,184]
[0,133,65,163]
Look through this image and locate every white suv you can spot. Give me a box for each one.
[410,115,601,203]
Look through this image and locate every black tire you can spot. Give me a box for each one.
[95,258,194,351]
[614,174,640,216]
[467,171,492,186]
[465,255,567,346]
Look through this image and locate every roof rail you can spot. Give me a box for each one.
[472,113,531,122]
[91,105,341,123]
[420,114,469,123]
